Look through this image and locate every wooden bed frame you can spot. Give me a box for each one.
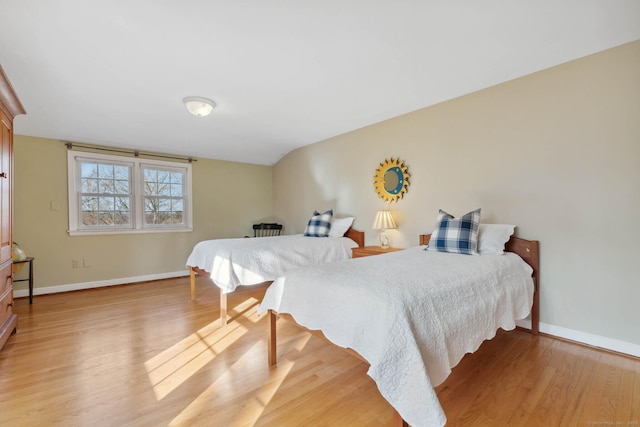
[267,233,540,427]
[188,227,365,325]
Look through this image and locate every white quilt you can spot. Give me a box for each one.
[258,246,534,427]
[185,234,358,293]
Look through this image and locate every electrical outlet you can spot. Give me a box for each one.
[72,259,80,268]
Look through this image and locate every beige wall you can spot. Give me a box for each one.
[274,40,640,345]
[13,136,273,288]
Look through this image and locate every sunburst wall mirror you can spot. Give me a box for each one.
[373,158,410,203]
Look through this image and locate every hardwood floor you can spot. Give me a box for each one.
[1,276,638,426]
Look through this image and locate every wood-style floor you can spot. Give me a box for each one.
[1,276,638,427]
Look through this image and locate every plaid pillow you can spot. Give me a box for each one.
[304,209,333,237]
[426,208,481,255]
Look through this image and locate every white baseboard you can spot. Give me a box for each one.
[516,319,639,358]
[13,270,190,299]
[13,278,639,359]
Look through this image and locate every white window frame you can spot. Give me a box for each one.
[67,150,193,236]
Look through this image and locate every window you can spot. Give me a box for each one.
[68,150,192,235]
[78,160,133,228]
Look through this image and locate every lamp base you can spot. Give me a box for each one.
[379,231,390,249]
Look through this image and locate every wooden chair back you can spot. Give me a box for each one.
[253,223,283,237]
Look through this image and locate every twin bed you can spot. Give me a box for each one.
[186,227,364,324]
[186,224,539,427]
[260,233,539,427]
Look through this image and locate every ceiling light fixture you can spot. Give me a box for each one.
[183,96,216,117]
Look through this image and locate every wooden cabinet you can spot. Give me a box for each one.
[0,65,25,351]
[351,246,402,258]
[1,109,12,265]
[0,262,14,344]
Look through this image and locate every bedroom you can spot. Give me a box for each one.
[1,2,639,426]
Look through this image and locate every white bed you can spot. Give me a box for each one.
[186,228,364,324]
[259,234,539,427]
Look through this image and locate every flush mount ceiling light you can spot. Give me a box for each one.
[183,96,216,117]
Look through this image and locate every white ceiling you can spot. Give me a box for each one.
[1,1,639,166]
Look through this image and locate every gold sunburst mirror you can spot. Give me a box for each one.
[373,158,410,203]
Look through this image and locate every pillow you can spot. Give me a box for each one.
[328,216,355,237]
[304,209,333,237]
[478,224,516,255]
[426,208,481,255]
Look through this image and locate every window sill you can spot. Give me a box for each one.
[68,228,193,237]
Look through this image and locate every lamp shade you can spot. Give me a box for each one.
[183,96,216,117]
[373,210,397,230]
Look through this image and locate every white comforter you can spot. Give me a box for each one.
[185,234,358,293]
[258,246,534,427]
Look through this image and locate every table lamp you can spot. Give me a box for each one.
[373,210,397,249]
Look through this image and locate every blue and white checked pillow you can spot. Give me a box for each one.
[304,209,333,237]
[426,208,481,255]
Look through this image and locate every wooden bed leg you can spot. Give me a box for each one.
[392,409,409,427]
[268,309,277,366]
[531,283,540,335]
[530,240,540,335]
[220,289,228,326]
[189,267,196,301]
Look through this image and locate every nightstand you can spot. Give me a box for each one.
[351,246,402,258]
[13,257,34,304]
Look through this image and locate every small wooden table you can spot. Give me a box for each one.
[13,257,34,304]
[351,246,402,258]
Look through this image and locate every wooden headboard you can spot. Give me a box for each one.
[345,227,365,247]
[419,234,540,335]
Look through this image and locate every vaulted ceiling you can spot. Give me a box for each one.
[1,1,639,165]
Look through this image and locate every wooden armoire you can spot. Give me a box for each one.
[0,65,26,351]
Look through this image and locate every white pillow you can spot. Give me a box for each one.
[478,224,516,255]
[328,216,355,237]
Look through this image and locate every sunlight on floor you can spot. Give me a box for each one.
[168,338,301,426]
[144,296,261,400]
[145,291,313,425]
[227,296,264,324]
[145,320,249,400]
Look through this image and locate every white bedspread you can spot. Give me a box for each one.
[258,246,534,427]
[185,234,358,293]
